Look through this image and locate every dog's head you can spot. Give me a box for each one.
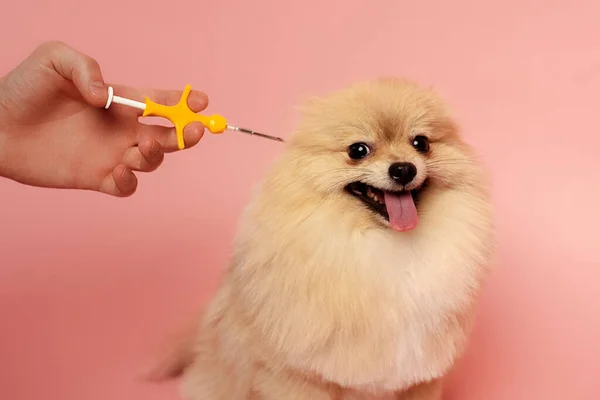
[286,77,481,232]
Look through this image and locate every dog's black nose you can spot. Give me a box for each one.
[388,162,417,185]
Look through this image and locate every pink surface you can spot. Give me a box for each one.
[1,1,599,399]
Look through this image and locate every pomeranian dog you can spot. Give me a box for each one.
[151,77,495,399]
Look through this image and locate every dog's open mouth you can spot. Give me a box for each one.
[344,181,427,232]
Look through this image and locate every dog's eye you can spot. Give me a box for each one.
[412,136,430,153]
[348,142,371,160]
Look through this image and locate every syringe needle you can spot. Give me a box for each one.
[227,125,284,142]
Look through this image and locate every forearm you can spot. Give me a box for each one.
[0,100,17,182]
[0,125,8,179]
[0,76,9,179]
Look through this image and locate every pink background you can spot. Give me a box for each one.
[1,1,599,399]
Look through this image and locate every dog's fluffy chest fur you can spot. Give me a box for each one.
[225,188,491,393]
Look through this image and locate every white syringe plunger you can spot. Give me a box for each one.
[104,86,146,111]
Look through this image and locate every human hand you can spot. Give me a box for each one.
[0,41,208,196]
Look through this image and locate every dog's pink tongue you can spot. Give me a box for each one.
[383,191,418,232]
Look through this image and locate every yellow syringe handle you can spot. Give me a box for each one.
[142,84,228,150]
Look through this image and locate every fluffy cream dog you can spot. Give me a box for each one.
[151,77,495,399]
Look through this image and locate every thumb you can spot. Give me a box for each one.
[36,41,108,108]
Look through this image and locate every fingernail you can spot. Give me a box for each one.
[89,81,106,98]
[150,140,160,155]
[120,167,131,184]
